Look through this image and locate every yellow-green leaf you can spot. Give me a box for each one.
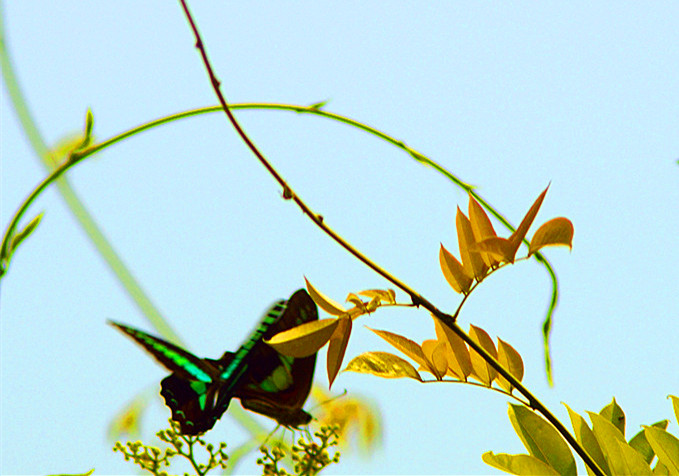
[508,404,576,476]
[615,439,654,475]
[366,327,428,368]
[508,186,549,260]
[528,217,574,257]
[439,244,472,294]
[629,420,669,464]
[457,207,488,281]
[600,397,626,436]
[564,403,609,476]
[670,395,679,426]
[482,452,560,475]
[468,193,500,268]
[654,460,670,474]
[496,338,524,393]
[433,317,472,379]
[327,316,352,388]
[9,213,44,256]
[344,352,422,381]
[266,318,339,357]
[644,426,679,474]
[47,470,95,476]
[588,412,651,476]
[468,324,498,386]
[304,278,347,315]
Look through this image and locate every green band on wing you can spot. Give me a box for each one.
[143,335,212,383]
[219,300,287,381]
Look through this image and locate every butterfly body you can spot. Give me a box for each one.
[110,289,317,434]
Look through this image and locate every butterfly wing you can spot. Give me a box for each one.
[233,289,318,427]
[168,291,313,433]
[109,288,318,433]
[237,352,315,427]
[109,321,220,382]
[110,321,228,435]
[160,355,235,435]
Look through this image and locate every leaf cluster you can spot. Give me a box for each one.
[346,320,524,396]
[484,396,679,475]
[440,187,573,296]
[267,188,572,398]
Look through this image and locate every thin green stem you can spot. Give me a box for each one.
[1,99,559,361]
[0,96,599,474]
[177,2,598,472]
[0,6,181,344]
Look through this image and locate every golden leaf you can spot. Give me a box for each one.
[507,186,549,260]
[367,327,428,368]
[304,278,347,315]
[266,318,339,357]
[468,193,500,267]
[344,352,422,381]
[439,244,472,294]
[528,217,574,256]
[457,207,488,281]
[474,236,516,264]
[346,293,364,307]
[358,289,395,304]
[468,324,498,386]
[433,317,472,379]
[496,338,525,392]
[327,316,352,388]
[421,339,448,380]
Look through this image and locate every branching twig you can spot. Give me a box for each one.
[176,2,602,474]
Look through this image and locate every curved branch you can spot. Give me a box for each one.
[176,2,598,473]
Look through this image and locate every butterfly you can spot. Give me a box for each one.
[109,289,318,435]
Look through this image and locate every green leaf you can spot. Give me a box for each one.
[9,213,44,256]
[563,403,609,476]
[600,397,626,436]
[588,412,651,475]
[629,420,669,464]
[508,404,576,475]
[644,426,679,474]
[482,452,559,475]
[83,108,94,147]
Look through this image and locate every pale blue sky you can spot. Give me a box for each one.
[2,2,678,475]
